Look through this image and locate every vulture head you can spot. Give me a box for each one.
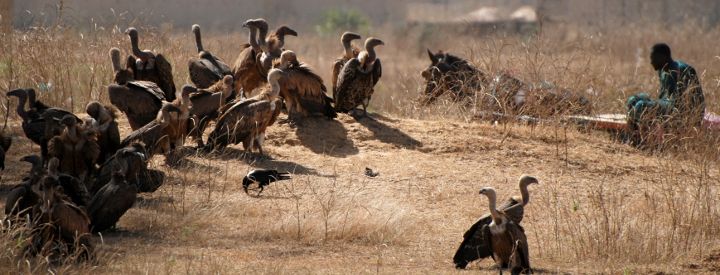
[277,50,298,69]
[157,103,182,126]
[269,25,298,53]
[519,175,539,186]
[274,25,298,38]
[341,32,362,59]
[364,37,385,51]
[359,37,384,67]
[110,48,133,84]
[243,19,269,52]
[267,69,283,98]
[86,101,114,127]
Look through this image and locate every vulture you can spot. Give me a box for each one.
[166,85,194,149]
[94,143,165,194]
[108,47,166,131]
[87,170,137,233]
[42,157,92,208]
[187,75,235,147]
[47,115,100,183]
[6,88,79,162]
[188,24,232,89]
[232,18,269,99]
[259,24,298,76]
[120,103,182,157]
[274,50,336,121]
[4,155,43,219]
[125,27,176,102]
[85,101,121,164]
[334,37,384,116]
[454,175,538,269]
[332,32,362,100]
[27,164,93,261]
[477,187,531,274]
[204,68,283,154]
[421,49,489,105]
[242,169,291,195]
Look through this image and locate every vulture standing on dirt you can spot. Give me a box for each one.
[242,169,291,195]
[4,155,43,219]
[125,27,176,102]
[187,75,235,147]
[454,175,538,269]
[274,50,336,121]
[120,104,182,157]
[204,68,283,154]
[476,187,531,274]
[27,161,93,261]
[47,115,100,183]
[94,143,165,194]
[88,170,137,233]
[232,18,269,99]
[108,47,166,131]
[188,24,232,89]
[332,32,362,99]
[6,88,79,162]
[85,101,121,164]
[334,37,384,116]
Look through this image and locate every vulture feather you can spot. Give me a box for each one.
[274,50,336,121]
[232,18,269,99]
[88,170,137,233]
[332,32,362,100]
[334,38,384,115]
[187,75,234,147]
[125,27,176,102]
[47,115,100,183]
[477,187,531,274]
[85,101,121,164]
[188,24,232,89]
[120,104,182,157]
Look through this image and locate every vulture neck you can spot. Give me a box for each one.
[130,34,143,59]
[486,192,503,225]
[248,27,259,52]
[365,45,377,65]
[520,181,531,205]
[194,28,204,53]
[13,93,29,120]
[342,39,354,59]
[257,27,269,53]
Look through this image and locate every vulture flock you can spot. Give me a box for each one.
[0,19,550,271]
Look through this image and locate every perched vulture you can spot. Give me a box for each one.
[332,32,362,99]
[47,115,100,183]
[94,143,164,194]
[421,49,489,105]
[125,27,176,102]
[88,170,137,233]
[204,68,283,154]
[6,88,79,162]
[274,50,336,121]
[120,104,182,157]
[108,47,166,130]
[187,75,235,147]
[27,164,93,261]
[242,169,291,195]
[85,101,121,164]
[232,18,269,99]
[188,24,232,89]
[476,187,531,274]
[334,38,384,115]
[454,175,538,269]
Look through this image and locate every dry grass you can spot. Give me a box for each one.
[0,17,719,274]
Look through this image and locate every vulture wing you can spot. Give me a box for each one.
[207,98,276,148]
[335,58,373,113]
[371,58,382,87]
[331,58,346,100]
[126,55,138,79]
[453,221,494,268]
[108,83,164,130]
[58,174,91,207]
[120,121,167,156]
[499,197,524,224]
[232,45,265,97]
[189,58,222,89]
[154,54,177,102]
[282,65,336,118]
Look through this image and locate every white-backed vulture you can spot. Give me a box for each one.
[332,32,362,100]
[454,175,538,269]
[188,24,232,89]
[108,47,166,130]
[7,88,79,162]
[274,50,336,121]
[232,18,269,99]
[125,27,176,102]
[204,69,283,154]
[187,75,234,147]
[120,104,182,157]
[85,101,120,164]
[27,161,93,262]
[334,37,384,115]
[259,25,298,75]
[47,115,100,183]
[242,169,291,195]
[88,170,137,233]
[477,187,531,274]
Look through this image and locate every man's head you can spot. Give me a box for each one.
[650,43,672,71]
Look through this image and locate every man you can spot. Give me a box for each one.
[626,43,705,144]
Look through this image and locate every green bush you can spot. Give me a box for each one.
[315,9,371,36]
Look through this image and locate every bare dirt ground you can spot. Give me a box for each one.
[2,111,718,274]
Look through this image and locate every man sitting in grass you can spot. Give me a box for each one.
[625,43,705,145]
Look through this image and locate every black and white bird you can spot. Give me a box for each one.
[242,169,291,195]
